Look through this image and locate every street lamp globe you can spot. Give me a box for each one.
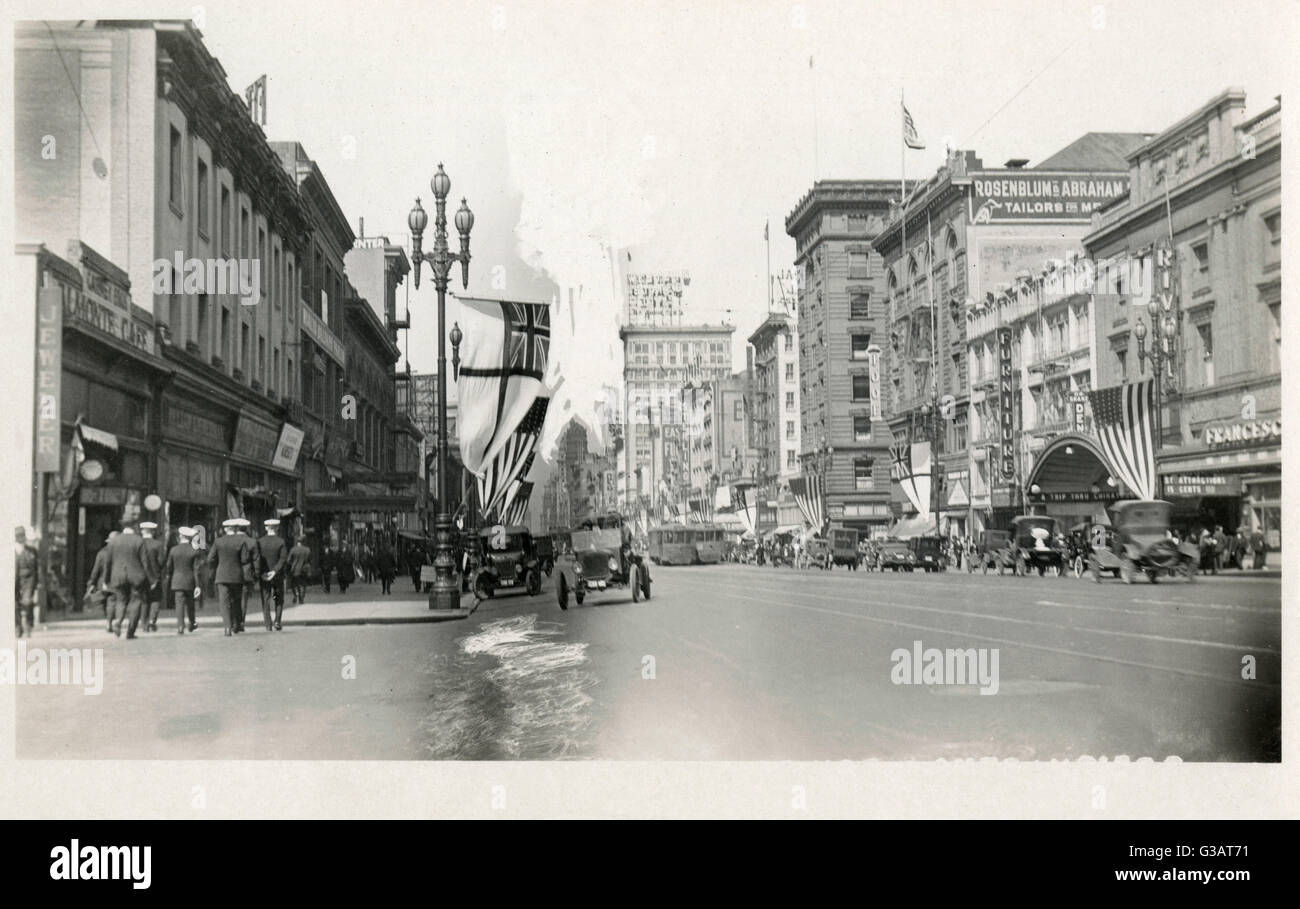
[450,321,463,348]
[431,163,451,200]
[407,198,428,234]
[1161,315,1178,340]
[1030,483,1041,495]
[454,198,474,235]
[1133,318,1148,342]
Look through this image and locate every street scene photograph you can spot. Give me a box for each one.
[5,0,1287,768]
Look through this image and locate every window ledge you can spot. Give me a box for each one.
[169,200,185,220]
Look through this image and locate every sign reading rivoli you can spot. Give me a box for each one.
[998,328,1016,480]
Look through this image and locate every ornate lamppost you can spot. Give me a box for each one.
[407,164,473,610]
[1133,313,1178,452]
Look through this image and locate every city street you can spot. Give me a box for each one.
[16,566,1280,762]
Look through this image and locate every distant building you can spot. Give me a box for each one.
[747,311,803,527]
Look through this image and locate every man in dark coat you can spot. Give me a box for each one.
[139,521,168,632]
[209,519,252,636]
[320,544,337,593]
[87,531,117,632]
[106,523,157,639]
[287,537,312,605]
[14,526,38,638]
[233,518,257,632]
[375,544,397,595]
[1250,528,1268,570]
[335,545,355,594]
[257,518,289,630]
[164,526,206,634]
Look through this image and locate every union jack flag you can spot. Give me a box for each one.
[1088,380,1156,500]
[477,396,550,517]
[503,301,550,380]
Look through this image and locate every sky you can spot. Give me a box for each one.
[13,0,1295,463]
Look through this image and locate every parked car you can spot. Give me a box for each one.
[974,530,1015,575]
[908,536,945,573]
[876,540,916,572]
[1010,515,1068,577]
[471,525,544,599]
[829,527,861,569]
[555,513,651,609]
[534,534,556,577]
[805,538,832,569]
[1091,500,1197,584]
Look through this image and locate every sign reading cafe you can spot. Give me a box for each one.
[998,328,1015,480]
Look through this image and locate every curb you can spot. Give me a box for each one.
[33,603,476,633]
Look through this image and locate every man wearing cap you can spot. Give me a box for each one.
[210,519,252,636]
[138,522,168,632]
[165,527,206,634]
[106,523,157,639]
[257,518,289,630]
[87,531,118,632]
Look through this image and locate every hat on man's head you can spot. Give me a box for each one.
[222,518,241,529]
[140,521,158,531]
[178,526,197,538]
[264,519,280,528]
[235,517,251,527]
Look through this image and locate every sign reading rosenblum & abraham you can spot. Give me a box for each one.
[969,171,1130,223]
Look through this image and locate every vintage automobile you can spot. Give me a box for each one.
[1090,500,1198,584]
[555,512,651,609]
[1010,515,1068,577]
[973,529,1015,575]
[908,536,945,573]
[829,527,861,569]
[876,540,916,572]
[471,524,544,599]
[534,534,556,577]
[805,537,832,569]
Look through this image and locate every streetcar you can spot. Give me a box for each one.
[648,525,726,565]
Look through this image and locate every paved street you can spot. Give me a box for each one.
[15,567,1279,762]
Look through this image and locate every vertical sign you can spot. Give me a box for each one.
[1153,238,1179,378]
[34,287,63,472]
[998,328,1016,480]
[1071,392,1088,433]
[867,344,882,422]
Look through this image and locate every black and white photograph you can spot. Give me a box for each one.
[1,0,1295,820]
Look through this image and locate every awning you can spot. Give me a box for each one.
[890,514,937,539]
[77,423,119,452]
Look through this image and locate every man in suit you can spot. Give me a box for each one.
[287,537,312,605]
[87,531,118,632]
[107,523,156,639]
[233,518,258,633]
[209,519,252,636]
[138,521,168,632]
[257,518,289,630]
[165,526,206,634]
[320,544,336,593]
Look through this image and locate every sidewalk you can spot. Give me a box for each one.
[38,582,476,632]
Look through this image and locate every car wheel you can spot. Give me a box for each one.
[630,565,641,602]
[1121,562,1134,585]
[527,570,542,597]
[1037,564,1046,577]
[1147,569,1159,584]
[475,575,492,600]
[574,588,585,605]
[557,575,568,610]
[641,568,652,600]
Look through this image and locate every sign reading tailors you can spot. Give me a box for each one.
[969,171,1129,223]
[998,328,1016,480]
[272,423,305,471]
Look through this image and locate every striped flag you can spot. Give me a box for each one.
[477,395,550,516]
[902,102,925,150]
[1088,380,1157,500]
[789,475,827,534]
[731,483,756,536]
[500,481,534,526]
[497,451,536,523]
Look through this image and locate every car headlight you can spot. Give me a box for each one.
[608,556,619,571]
[573,563,583,576]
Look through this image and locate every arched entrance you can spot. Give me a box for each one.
[1024,434,1121,527]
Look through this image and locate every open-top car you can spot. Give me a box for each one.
[1010,515,1068,577]
[974,529,1015,574]
[472,524,544,599]
[876,540,916,572]
[555,512,651,609]
[1093,499,1197,584]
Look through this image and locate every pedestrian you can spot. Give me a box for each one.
[233,518,257,632]
[1250,528,1267,570]
[106,522,156,639]
[287,536,312,605]
[375,544,396,595]
[1213,525,1228,571]
[164,527,205,634]
[1231,529,1247,570]
[87,531,118,632]
[14,526,38,638]
[336,545,356,594]
[138,521,167,632]
[320,544,336,593]
[209,518,252,637]
[257,518,289,630]
[1199,528,1217,576]
[407,547,423,592]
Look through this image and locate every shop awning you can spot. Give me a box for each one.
[77,423,118,451]
[890,514,937,539]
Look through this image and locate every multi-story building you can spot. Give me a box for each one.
[681,370,754,514]
[1080,89,1281,557]
[15,19,309,608]
[619,323,735,511]
[785,181,901,536]
[747,311,803,527]
[402,371,460,529]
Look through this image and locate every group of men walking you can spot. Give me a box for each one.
[85,517,312,638]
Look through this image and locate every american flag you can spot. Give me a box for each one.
[500,481,534,526]
[477,396,550,516]
[789,475,827,534]
[496,452,536,523]
[1088,380,1156,500]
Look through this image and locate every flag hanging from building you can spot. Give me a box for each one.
[477,395,550,517]
[501,481,534,526]
[455,297,551,475]
[497,451,537,524]
[902,102,925,150]
[731,483,756,536]
[1088,380,1157,500]
[789,475,827,534]
[891,439,929,517]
